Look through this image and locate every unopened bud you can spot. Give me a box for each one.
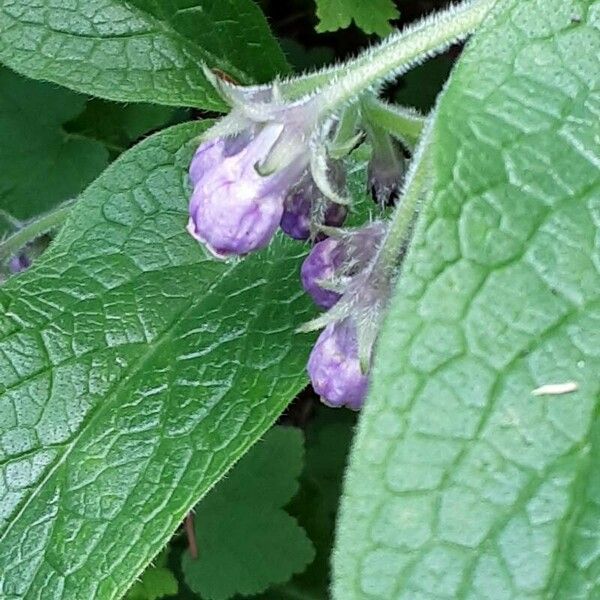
[280,174,347,240]
[307,319,368,410]
[300,221,387,308]
[367,132,406,206]
[187,125,304,257]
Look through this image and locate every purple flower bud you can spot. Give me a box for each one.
[307,320,368,410]
[300,238,343,309]
[187,124,304,257]
[189,137,226,188]
[300,221,387,309]
[280,191,311,240]
[280,169,347,240]
[8,254,30,273]
[280,190,347,240]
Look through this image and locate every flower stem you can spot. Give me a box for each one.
[361,96,425,149]
[320,0,496,112]
[372,115,434,277]
[0,199,76,262]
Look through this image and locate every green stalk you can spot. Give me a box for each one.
[319,0,496,111]
[0,199,75,262]
[371,115,434,277]
[361,96,425,149]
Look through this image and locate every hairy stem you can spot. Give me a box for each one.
[372,115,435,277]
[361,96,425,149]
[320,0,496,111]
[0,199,76,262]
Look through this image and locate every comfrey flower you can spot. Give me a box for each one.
[301,221,387,308]
[301,237,343,308]
[307,319,368,410]
[188,124,305,257]
[280,167,347,240]
[183,71,403,411]
[187,68,350,258]
[299,221,391,410]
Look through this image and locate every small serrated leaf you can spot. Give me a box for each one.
[315,0,399,36]
[182,427,315,600]
[0,67,108,236]
[125,551,178,600]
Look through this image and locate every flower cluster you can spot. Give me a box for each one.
[300,223,388,409]
[187,72,398,409]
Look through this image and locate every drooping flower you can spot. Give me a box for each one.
[188,137,228,189]
[187,124,306,257]
[280,169,347,240]
[307,319,368,410]
[299,220,394,410]
[367,130,406,206]
[301,237,343,308]
[187,68,352,259]
[300,221,387,308]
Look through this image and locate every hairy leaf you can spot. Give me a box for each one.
[0,67,108,235]
[127,0,289,85]
[315,0,399,36]
[0,0,287,108]
[0,121,316,599]
[182,427,314,600]
[334,0,600,597]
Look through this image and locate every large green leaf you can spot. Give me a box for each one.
[127,0,288,85]
[0,122,316,599]
[334,0,600,598]
[0,0,287,109]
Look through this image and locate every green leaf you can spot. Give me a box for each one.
[127,0,289,85]
[125,550,178,600]
[66,99,187,155]
[0,67,108,235]
[0,121,317,599]
[0,0,288,109]
[334,0,600,598]
[315,0,399,36]
[284,409,356,597]
[182,426,314,600]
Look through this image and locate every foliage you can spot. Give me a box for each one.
[182,427,314,599]
[0,0,287,108]
[314,0,399,36]
[333,0,600,597]
[0,0,597,599]
[0,67,108,234]
[0,122,316,598]
[125,551,177,600]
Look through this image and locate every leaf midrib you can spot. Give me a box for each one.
[0,257,237,546]
[104,251,310,600]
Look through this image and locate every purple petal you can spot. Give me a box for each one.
[300,238,342,308]
[189,138,226,188]
[307,320,368,410]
